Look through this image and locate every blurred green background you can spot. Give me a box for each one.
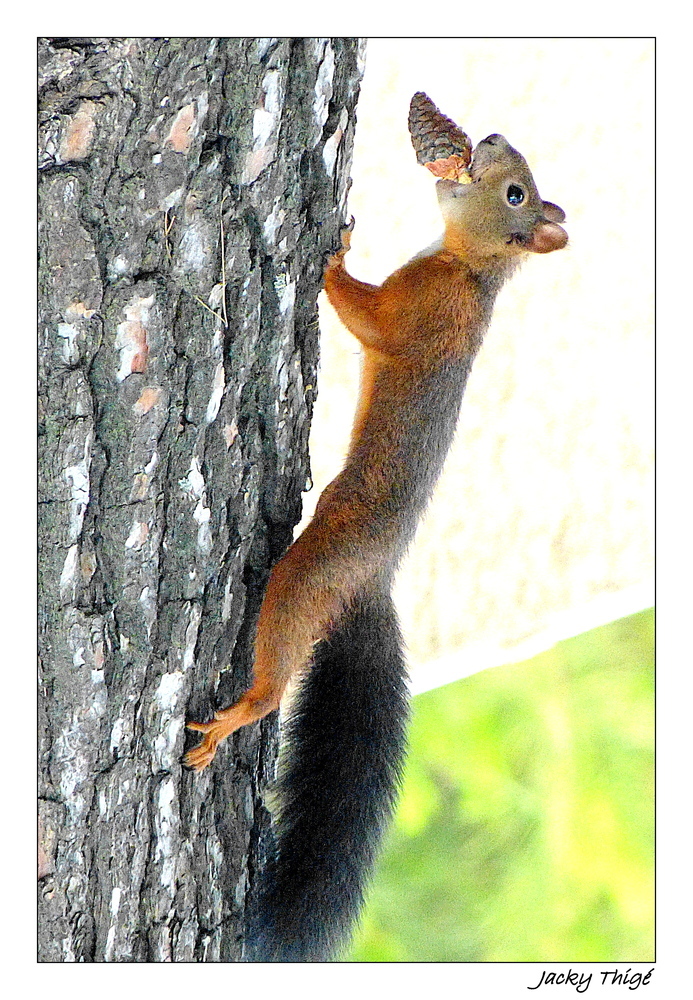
[348,608,654,962]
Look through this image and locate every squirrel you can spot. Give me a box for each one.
[184,95,568,962]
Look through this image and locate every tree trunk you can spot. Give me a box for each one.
[38,36,365,962]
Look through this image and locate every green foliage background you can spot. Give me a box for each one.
[348,609,654,962]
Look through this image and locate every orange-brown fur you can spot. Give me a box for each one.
[185,134,567,772]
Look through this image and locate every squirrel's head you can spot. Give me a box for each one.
[436,134,567,261]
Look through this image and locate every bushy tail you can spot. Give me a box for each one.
[246,588,409,962]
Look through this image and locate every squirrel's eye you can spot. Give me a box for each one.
[507,185,524,206]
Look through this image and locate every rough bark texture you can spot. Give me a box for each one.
[38,36,365,962]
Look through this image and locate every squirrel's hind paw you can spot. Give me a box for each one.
[184,718,225,770]
[184,736,219,771]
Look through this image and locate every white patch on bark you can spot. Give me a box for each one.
[313,41,335,134]
[208,284,224,314]
[196,91,209,127]
[253,70,281,146]
[205,362,225,424]
[222,575,234,621]
[152,670,187,771]
[254,38,274,60]
[156,670,185,711]
[179,455,205,498]
[243,69,285,184]
[139,585,156,634]
[63,430,93,542]
[151,605,199,769]
[104,886,123,961]
[125,520,149,550]
[109,717,124,754]
[193,501,212,554]
[57,322,80,364]
[263,200,285,245]
[111,886,122,915]
[89,669,107,720]
[183,603,202,670]
[60,544,80,599]
[108,256,130,280]
[205,834,225,922]
[322,107,348,177]
[277,277,295,317]
[178,222,209,272]
[179,456,213,553]
[155,777,177,890]
[159,186,184,211]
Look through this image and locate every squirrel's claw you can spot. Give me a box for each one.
[184,715,222,769]
[184,737,218,771]
[184,719,227,769]
[341,215,355,251]
[326,217,355,274]
[185,709,245,769]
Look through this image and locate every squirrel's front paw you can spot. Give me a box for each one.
[326,216,355,271]
[340,215,355,251]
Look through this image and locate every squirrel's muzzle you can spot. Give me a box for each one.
[526,220,569,254]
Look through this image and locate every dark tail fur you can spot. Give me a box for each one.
[246,587,410,962]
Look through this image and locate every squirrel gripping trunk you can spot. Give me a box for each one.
[185,93,567,961]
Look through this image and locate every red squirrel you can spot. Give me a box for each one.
[185,94,568,962]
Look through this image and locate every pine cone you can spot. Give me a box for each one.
[408,92,473,182]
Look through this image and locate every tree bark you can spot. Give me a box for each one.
[38,36,365,962]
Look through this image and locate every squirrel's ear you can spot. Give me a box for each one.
[542,201,566,223]
[435,178,470,218]
[526,221,568,254]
